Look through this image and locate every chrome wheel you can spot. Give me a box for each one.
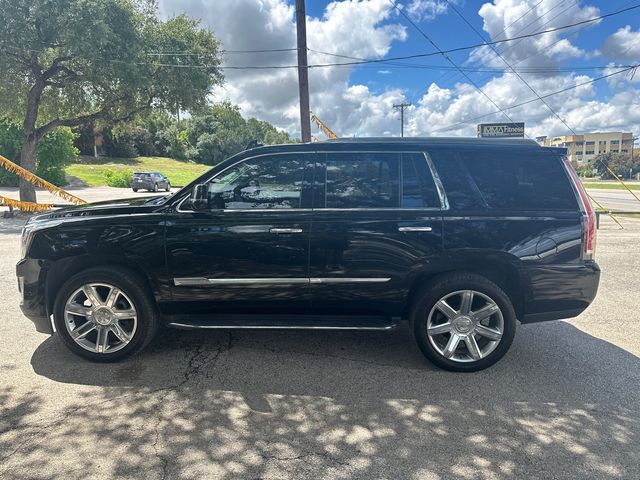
[63,283,138,354]
[427,290,504,363]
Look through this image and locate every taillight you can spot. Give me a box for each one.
[563,158,596,260]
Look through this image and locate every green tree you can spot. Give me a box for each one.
[186,103,294,165]
[594,152,640,179]
[0,0,222,202]
[0,119,77,186]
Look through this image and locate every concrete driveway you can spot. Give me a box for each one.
[0,204,639,479]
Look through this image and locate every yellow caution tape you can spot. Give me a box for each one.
[0,195,54,212]
[0,153,87,205]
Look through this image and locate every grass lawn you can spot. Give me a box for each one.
[582,182,640,191]
[65,156,210,187]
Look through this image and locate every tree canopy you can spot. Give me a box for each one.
[0,0,223,201]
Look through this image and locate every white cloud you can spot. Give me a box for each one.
[472,0,599,71]
[157,0,640,141]
[602,26,640,61]
[406,0,449,21]
[159,0,406,136]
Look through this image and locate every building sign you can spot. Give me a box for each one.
[477,123,525,138]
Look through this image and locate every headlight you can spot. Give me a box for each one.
[20,220,63,258]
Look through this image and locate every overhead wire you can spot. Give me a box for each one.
[386,0,521,129]
[443,0,578,134]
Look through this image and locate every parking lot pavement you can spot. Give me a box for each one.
[0,185,164,206]
[0,216,639,480]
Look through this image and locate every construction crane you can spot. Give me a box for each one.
[310,111,338,140]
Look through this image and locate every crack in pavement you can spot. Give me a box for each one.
[0,333,235,475]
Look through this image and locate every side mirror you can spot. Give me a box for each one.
[191,184,208,211]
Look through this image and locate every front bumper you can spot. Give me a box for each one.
[521,262,600,323]
[16,258,53,334]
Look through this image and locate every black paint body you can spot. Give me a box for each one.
[16,138,600,334]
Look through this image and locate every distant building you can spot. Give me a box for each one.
[536,132,634,163]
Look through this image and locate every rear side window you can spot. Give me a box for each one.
[401,153,440,208]
[324,153,399,208]
[431,148,578,211]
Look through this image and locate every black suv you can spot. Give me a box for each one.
[16,138,600,371]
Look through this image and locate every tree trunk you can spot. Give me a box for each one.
[19,78,45,203]
[18,135,38,203]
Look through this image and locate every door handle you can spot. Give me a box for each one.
[269,228,303,234]
[398,226,433,232]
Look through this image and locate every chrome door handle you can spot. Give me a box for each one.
[398,226,433,232]
[269,228,303,234]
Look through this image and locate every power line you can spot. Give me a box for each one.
[387,0,520,130]
[438,0,581,89]
[3,4,639,71]
[429,64,638,133]
[444,0,577,135]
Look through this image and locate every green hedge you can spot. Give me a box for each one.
[104,168,133,188]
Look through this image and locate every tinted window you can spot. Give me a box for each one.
[430,152,485,210]
[324,153,399,208]
[204,154,307,209]
[402,153,440,208]
[431,148,577,211]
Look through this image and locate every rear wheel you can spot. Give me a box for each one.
[411,273,516,372]
[53,267,159,362]
[153,183,158,192]
[132,188,138,192]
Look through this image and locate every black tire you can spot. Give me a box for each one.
[153,183,158,192]
[411,273,516,372]
[166,183,171,192]
[132,188,138,192]
[53,266,159,362]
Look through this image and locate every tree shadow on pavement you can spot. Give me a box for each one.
[1,322,638,479]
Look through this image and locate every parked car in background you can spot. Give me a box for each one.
[132,172,170,192]
[16,138,600,371]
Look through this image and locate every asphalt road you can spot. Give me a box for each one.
[0,199,639,479]
[586,189,640,211]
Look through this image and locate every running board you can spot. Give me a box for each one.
[165,314,400,331]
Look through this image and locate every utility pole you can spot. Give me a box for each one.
[295,0,311,143]
[393,102,411,137]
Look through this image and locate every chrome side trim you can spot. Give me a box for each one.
[424,152,449,210]
[398,226,433,232]
[173,277,392,286]
[167,322,396,331]
[309,277,391,284]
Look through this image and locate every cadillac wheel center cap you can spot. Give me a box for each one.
[453,316,474,334]
[93,307,114,326]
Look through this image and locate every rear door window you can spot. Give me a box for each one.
[401,153,440,208]
[431,148,577,211]
[323,153,400,208]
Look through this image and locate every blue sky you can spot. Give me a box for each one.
[159,0,640,139]
[307,0,637,107]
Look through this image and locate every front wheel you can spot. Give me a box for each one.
[132,188,138,192]
[411,273,516,372]
[53,267,159,362]
[165,183,171,192]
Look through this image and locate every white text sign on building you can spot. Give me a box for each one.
[477,123,525,138]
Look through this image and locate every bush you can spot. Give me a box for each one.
[0,119,77,186]
[104,168,133,188]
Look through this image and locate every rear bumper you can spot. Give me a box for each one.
[16,258,53,334]
[521,262,600,323]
